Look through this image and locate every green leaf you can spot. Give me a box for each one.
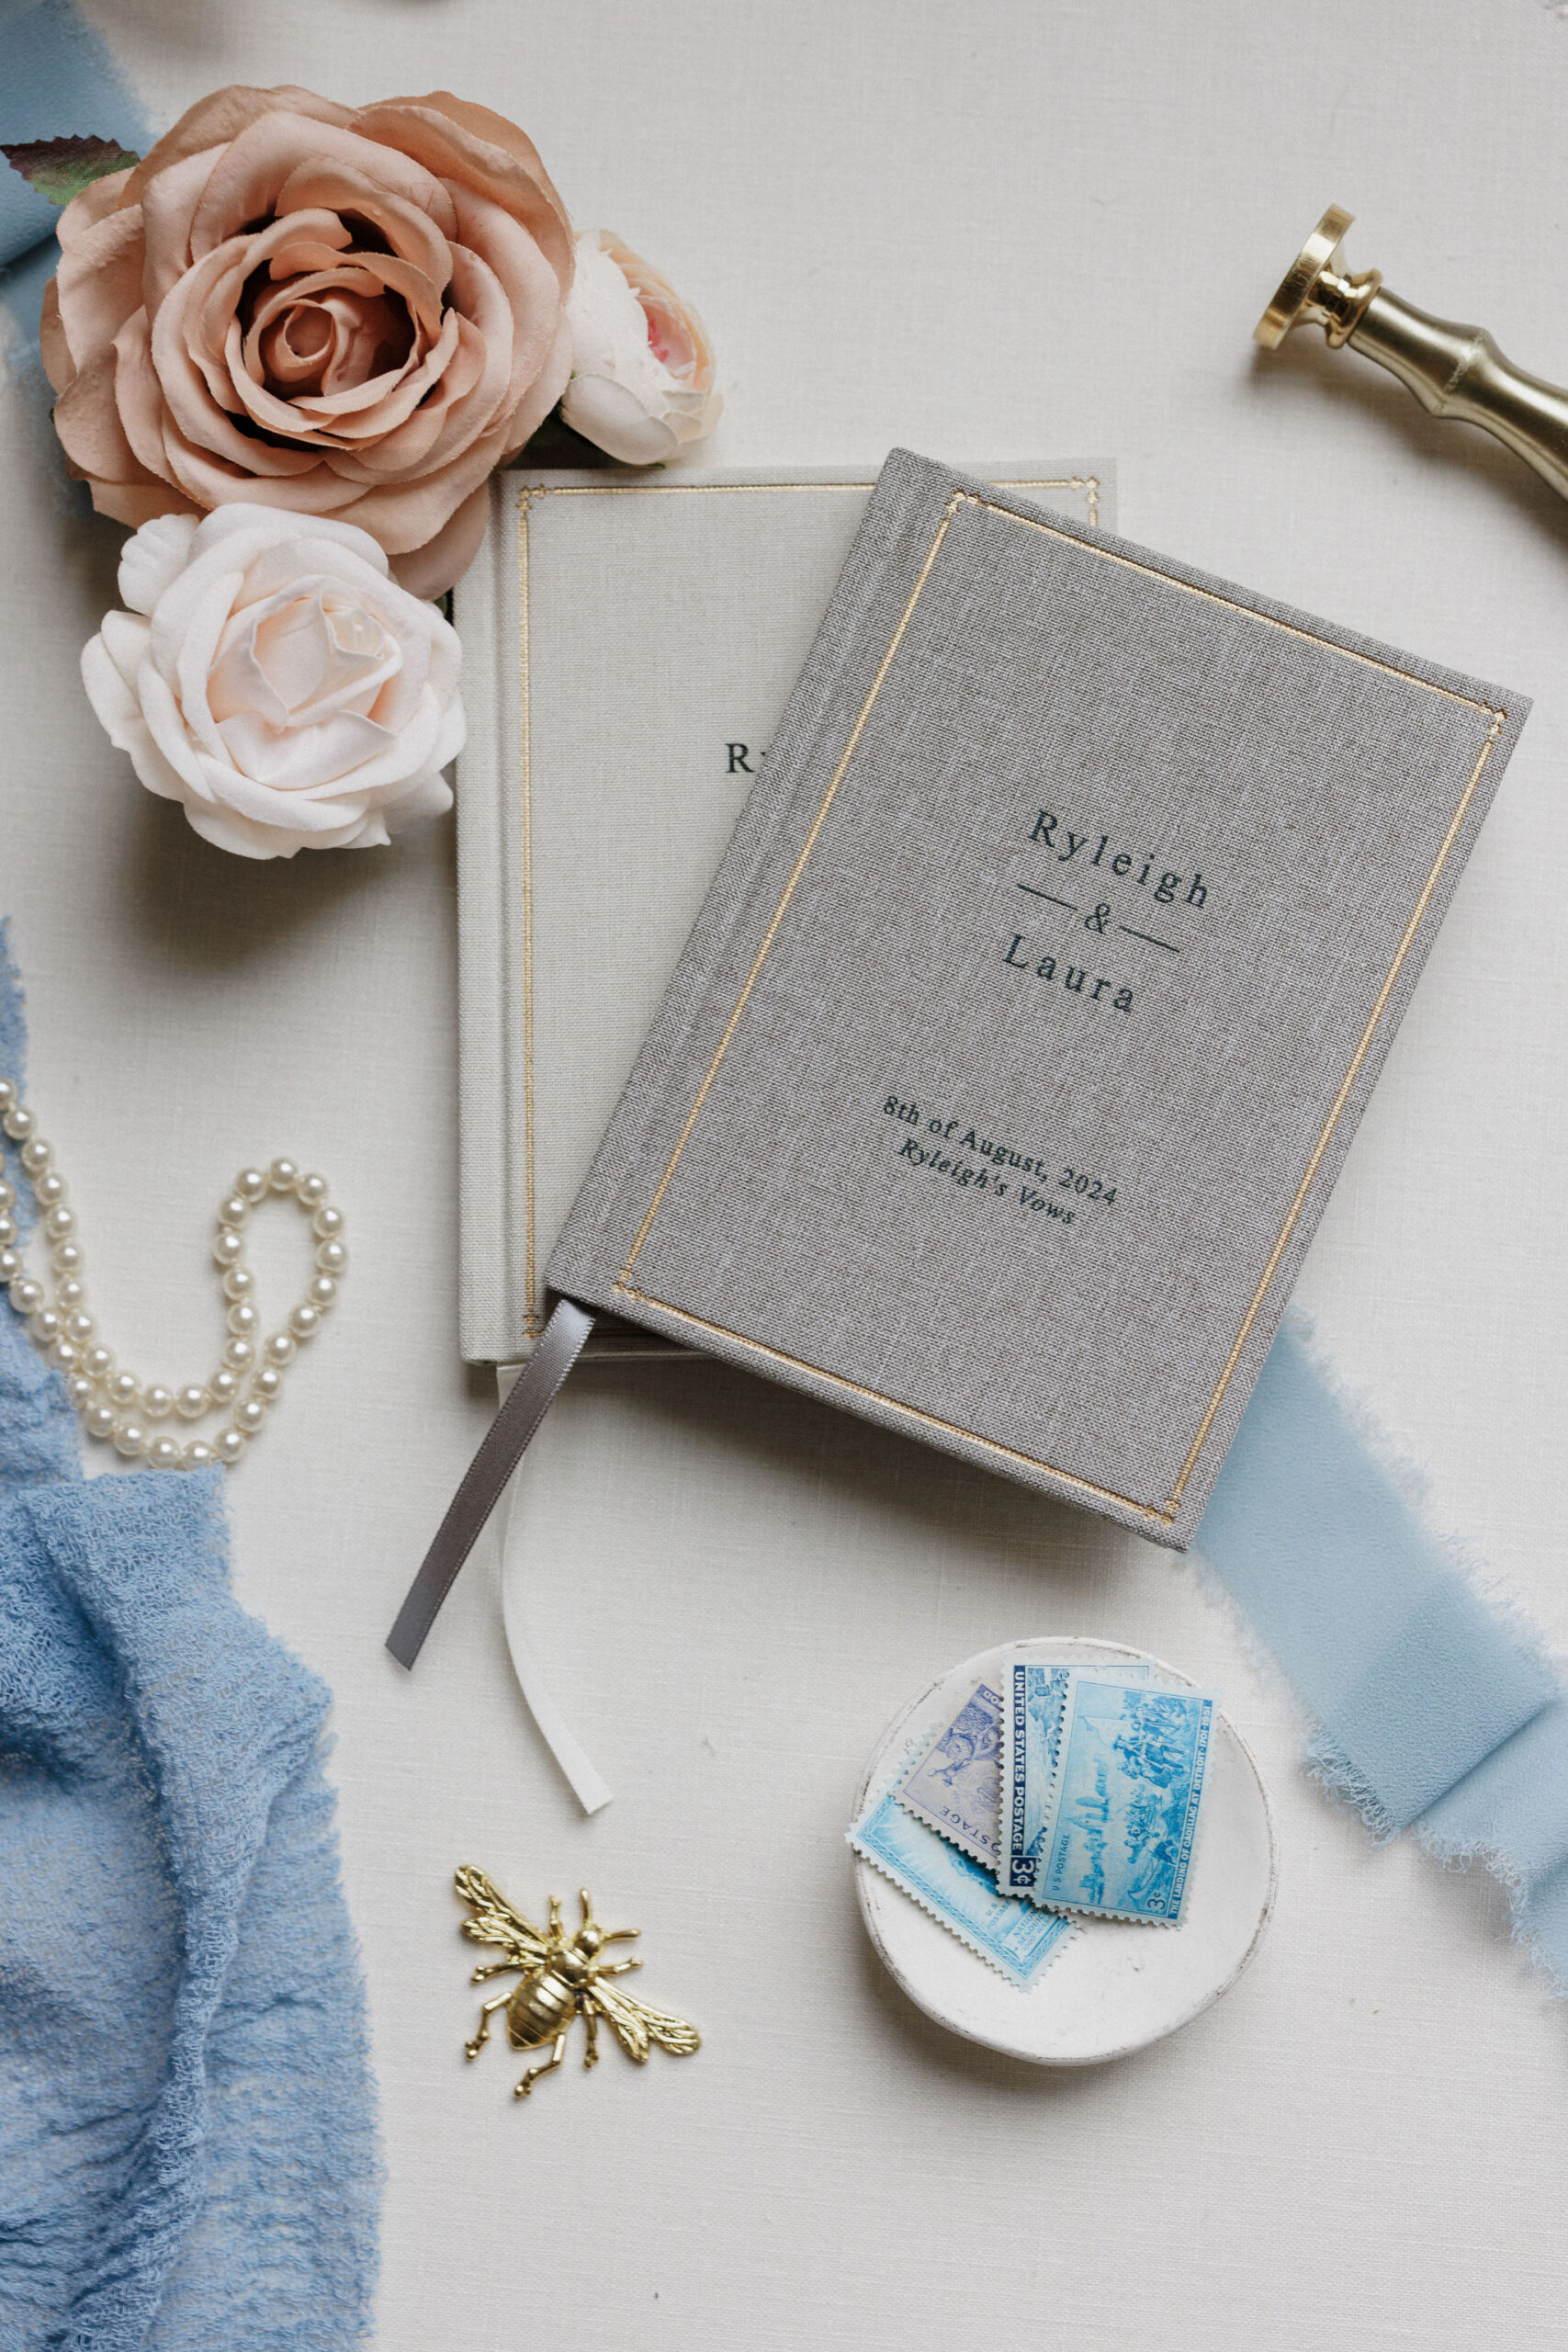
[1,136,140,209]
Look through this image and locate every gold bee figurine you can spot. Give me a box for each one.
[455,1866,701,2098]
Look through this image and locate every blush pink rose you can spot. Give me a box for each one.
[41,85,575,596]
[82,505,464,858]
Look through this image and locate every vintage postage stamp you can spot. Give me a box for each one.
[896,1679,1005,1867]
[997,1661,1071,1899]
[1027,1673,1215,1926]
[849,1792,1074,1986]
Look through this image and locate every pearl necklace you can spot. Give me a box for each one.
[0,1075,344,1471]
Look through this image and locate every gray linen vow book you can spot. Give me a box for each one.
[547,450,1528,1549]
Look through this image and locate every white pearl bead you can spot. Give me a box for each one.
[2,1103,35,1139]
[143,1385,175,1420]
[308,1274,337,1310]
[235,1168,268,1204]
[0,1180,15,1213]
[18,1136,49,1173]
[43,1204,73,1240]
[234,1397,266,1434]
[59,1278,85,1310]
[226,1300,259,1337]
[0,1248,20,1284]
[51,1240,83,1275]
[252,1364,284,1401]
[82,1344,114,1383]
[52,1339,82,1373]
[312,1205,344,1240]
[268,1157,299,1193]
[0,1078,16,1109]
[209,1366,240,1404]
[221,1264,254,1300]
[213,1227,243,1267]
[147,1434,182,1471]
[288,1303,321,1341]
[84,1399,116,1441]
[0,1215,17,1249]
[184,1440,217,1469]
[265,1331,296,1367]
[219,1193,251,1227]
[296,1172,328,1208]
[107,1370,141,1408]
[11,1277,43,1315]
[113,1418,149,1458]
[64,1312,95,1346]
[316,1238,347,1274]
[223,1336,255,1370]
[33,1170,66,1209]
[29,1308,63,1346]
[175,1384,210,1420]
[66,1372,95,1408]
[215,1427,247,1464]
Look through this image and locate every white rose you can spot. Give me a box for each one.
[81,505,465,859]
[559,230,721,467]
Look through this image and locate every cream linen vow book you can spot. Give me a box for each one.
[453,461,1114,1365]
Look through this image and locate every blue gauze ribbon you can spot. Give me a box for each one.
[1198,1322,1567,1977]
[0,926,379,2351]
[0,0,150,364]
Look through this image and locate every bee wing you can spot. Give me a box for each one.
[454,1866,549,1961]
[587,1977,702,2062]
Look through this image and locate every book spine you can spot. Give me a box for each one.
[455,480,530,1363]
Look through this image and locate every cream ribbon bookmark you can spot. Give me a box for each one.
[494,1365,614,1815]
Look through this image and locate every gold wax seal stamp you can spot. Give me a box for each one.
[455,1867,701,2098]
[1256,205,1568,507]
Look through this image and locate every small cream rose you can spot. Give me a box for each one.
[81,504,464,858]
[559,230,720,466]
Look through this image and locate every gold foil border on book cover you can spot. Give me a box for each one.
[604,490,1505,1525]
[512,473,1101,1342]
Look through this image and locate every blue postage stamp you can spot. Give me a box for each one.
[849,1793,1074,1986]
[896,1679,1005,1867]
[997,1661,1071,1899]
[1030,1674,1215,1925]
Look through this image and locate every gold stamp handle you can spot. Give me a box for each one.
[1256,206,1568,507]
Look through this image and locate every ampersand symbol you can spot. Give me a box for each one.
[1086,902,1111,933]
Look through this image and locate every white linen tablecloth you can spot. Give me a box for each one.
[6,4,1568,2345]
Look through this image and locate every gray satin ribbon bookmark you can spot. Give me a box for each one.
[386,1297,597,1668]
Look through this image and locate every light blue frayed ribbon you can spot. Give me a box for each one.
[0,0,151,360]
[1199,1326,1568,1981]
[0,927,380,2351]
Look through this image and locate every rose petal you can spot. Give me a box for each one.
[385,478,491,594]
[186,112,456,258]
[119,514,198,613]
[498,311,573,458]
[187,503,390,573]
[138,145,230,311]
[353,95,572,288]
[54,164,135,247]
[52,205,145,373]
[561,370,682,465]
[83,633,187,804]
[136,660,216,797]
[272,160,455,291]
[97,608,153,688]
[39,279,73,394]
[123,85,356,208]
[55,344,164,492]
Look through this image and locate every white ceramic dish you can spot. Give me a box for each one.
[852,1636,1276,2064]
